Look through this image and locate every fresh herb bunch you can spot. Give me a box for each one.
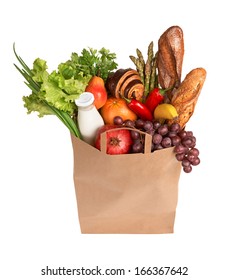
[13,44,118,137]
[67,47,118,80]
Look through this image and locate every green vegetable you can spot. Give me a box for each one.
[19,55,92,117]
[13,44,118,137]
[68,47,118,80]
[144,41,154,97]
[130,42,158,102]
[14,46,82,137]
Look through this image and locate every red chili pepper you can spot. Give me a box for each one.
[145,87,171,113]
[124,97,153,121]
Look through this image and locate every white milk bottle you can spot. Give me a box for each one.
[75,92,104,145]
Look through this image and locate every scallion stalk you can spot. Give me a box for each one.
[13,44,81,138]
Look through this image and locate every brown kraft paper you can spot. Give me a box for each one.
[71,128,182,234]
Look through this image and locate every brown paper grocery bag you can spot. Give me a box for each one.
[71,128,182,234]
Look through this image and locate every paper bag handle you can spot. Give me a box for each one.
[100,127,152,154]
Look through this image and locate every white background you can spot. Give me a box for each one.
[1,0,227,279]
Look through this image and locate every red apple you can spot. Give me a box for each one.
[85,76,108,109]
[95,125,133,155]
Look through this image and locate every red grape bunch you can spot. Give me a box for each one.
[113,116,200,173]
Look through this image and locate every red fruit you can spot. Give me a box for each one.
[85,76,108,109]
[95,124,133,155]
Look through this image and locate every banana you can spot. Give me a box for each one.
[154,103,178,120]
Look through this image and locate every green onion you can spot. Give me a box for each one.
[13,43,81,138]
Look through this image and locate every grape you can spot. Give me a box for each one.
[152,120,161,130]
[191,136,196,144]
[189,141,196,148]
[124,119,135,127]
[146,129,155,136]
[192,157,200,166]
[182,137,193,148]
[152,133,163,145]
[183,165,192,173]
[161,137,172,148]
[170,123,181,133]
[182,158,191,167]
[186,153,195,163]
[168,131,177,138]
[143,120,153,131]
[176,153,185,161]
[158,124,168,136]
[117,117,200,173]
[154,144,163,150]
[189,148,199,157]
[133,138,142,144]
[178,130,187,139]
[113,116,123,125]
[174,144,187,154]
[135,119,145,129]
[130,130,140,140]
[186,131,193,137]
[132,142,143,153]
[171,135,181,146]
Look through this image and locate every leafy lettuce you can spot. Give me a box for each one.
[21,48,118,118]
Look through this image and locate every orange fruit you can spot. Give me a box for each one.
[100,97,137,124]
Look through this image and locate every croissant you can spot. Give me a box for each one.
[106,68,144,100]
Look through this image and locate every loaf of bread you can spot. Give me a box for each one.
[157,26,185,101]
[169,68,207,128]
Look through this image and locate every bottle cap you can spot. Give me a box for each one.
[75,92,95,107]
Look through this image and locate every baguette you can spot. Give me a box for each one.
[169,68,207,128]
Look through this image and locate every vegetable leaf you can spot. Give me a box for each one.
[70,47,118,80]
[23,92,53,117]
[14,44,118,137]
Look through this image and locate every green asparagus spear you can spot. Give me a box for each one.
[136,48,145,69]
[129,55,145,85]
[150,51,158,92]
[144,41,154,98]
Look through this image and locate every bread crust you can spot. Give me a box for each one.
[157,26,184,101]
[170,68,207,128]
